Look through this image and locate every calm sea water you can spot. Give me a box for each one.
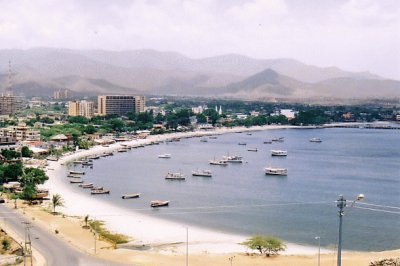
[65,128,400,251]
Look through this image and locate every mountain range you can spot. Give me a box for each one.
[0,48,398,102]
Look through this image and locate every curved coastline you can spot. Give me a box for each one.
[45,125,330,255]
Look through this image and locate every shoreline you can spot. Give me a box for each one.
[43,125,396,257]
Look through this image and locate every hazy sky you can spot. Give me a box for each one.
[0,0,399,79]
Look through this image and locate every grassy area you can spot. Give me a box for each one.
[89,220,129,247]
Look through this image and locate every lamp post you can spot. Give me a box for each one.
[336,194,364,266]
[315,236,320,266]
[186,226,188,266]
[228,255,235,266]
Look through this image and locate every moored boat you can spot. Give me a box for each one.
[264,167,288,176]
[238,142,247,145]
[192,169,212,177]
[69,170,85,175]
[223,155,243,163]
[91,189,110,195]
[309,137,322,143]
[67,174,82,178]
[165,172,185,180]
[158,154,172,159]
[200,138,208,142]
[122,193,141,199]
[272,137,285,142]
[263,141,272,144]
[150,200,169,207]
[271,150,287,156]
[79,183,94,188]
[209,159,228,166]
[247,148,258,152]
[70,180,84,183]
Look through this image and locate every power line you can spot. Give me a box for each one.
[354,206,400,214]
[357,202,400,210]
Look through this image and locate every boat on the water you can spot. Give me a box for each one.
[271,150,288,156]
[238,142,246,145]
[200,138,208,142]
[69,170,85,175]
[263,141,272,144]
[117,148,128,153]
[272,137,285,142]
[158,154,172,159]
[209,159,228,166]
[192,169,212,177]
[91,189,110,195]
[91,186,104,191]
[264,167,288,176]
[67,174,83,178]
[79,183,94,188]
[88,155,100,160]
[122,193,141,199]
[70,180,83,183]
[209,136,218,139]
[247,148,258,152]
[309,137,322,143]
[165,172,185,180]
[223,155,243,163]
[151,200,169,207]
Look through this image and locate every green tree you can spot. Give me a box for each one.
[196,113,207,123]
[241,235,286,256]
[21,146,33,158]
[2,239,10,251]
[51,194,64,213]
[68,116,89,124]
[3,162,23,182]
[21,183,36,201]
[202,108,219,125]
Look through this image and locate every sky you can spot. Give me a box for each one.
[0,0,399,80]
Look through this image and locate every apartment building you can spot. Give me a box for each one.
[98,95,145,116]
[68,100,94,118]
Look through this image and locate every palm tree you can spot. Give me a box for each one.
[51,194,64,214]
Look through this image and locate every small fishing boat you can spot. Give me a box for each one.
[122,193,141,199]
[246,133,252,135]
[117,148,128,153]
[150,200,170,208]
[263,141,272,144]
[238,142,247,145]
[70,180,84,184]
[87,155,100,160]
[209,159,228,166]
[91,189,110,195]
[158,154,172,159]
[271,150,288,156]
[309,137,322,143]
[264,167,288,176]
[79,183,94,188]
[223,155,243,163]
[67,174,82,178]
[247,148,258,152]
[192,169,212,177]
[165,172,185,180]
[91,186,104,191]
[209,136,218,139]
[200,138,208,142]
[272,137,285,142]
[69,170,85,175]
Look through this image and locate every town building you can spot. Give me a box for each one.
[97,95,145,116]
[53,89,72,99]
[68,100,94,118]
[0,123,40,141]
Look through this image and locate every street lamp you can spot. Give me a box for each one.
[315,236,320,266]
[228,255,235,266]
[336,194,364,266]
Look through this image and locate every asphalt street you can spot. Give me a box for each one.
[0,204,126,266]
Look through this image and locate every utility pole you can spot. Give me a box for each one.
[22,221,33,266]
[186,226,188,266]
[336,195,346,266]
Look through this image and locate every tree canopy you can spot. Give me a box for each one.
[241,235,286,256]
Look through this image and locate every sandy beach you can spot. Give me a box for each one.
[21,124,397,265]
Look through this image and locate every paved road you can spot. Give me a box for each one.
[0,204,125,266]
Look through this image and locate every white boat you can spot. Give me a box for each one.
[272,137,285,142]
[223,155,243,163]
[309,137,322,143]
[271,150,288,156]
[158,154,172,159]
[247,148,258,152]
[209,159,228,166]
[192,169,212,177]
[165,172,185,180]
[122,193,141,199]
[91,189,110,195]
[264,167,288,176]
[79,183,94,188]
[150,200,169,207]
[70,180,83,184]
